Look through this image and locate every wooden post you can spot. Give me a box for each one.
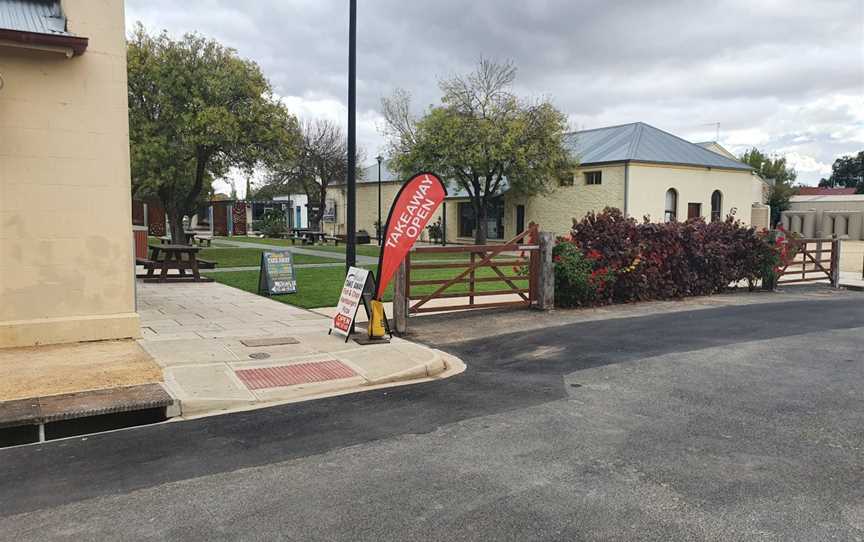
[535,232,555,310]
[393,259,408,334]
[830,237,841,288]
[469,251,476,307]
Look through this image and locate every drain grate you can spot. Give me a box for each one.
[235,360,357,390]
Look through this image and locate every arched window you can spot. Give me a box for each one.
[710,190,722,222]
[664,188,678,222]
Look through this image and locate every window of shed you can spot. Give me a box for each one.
[584,171,602,185]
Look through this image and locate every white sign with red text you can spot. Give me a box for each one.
[330,267,370,338]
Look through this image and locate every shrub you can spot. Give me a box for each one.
[260,208,287,238]
[552,241,599,307]
[556,208,786,306]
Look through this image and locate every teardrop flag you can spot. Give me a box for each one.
[375,172,447,299]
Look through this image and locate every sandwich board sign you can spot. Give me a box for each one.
[329,266,371,341]
[258,251,297,295]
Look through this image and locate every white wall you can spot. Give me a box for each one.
[627,163,756,224]
[274,194,309,229]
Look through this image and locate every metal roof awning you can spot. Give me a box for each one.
[0,0,88,57]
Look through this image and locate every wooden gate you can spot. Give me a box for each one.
[777,237,840,287]
[400,224,541,315]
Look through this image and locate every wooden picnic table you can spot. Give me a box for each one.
[288,230,328,244]
[143,244,213,283]
[159,231,196,245]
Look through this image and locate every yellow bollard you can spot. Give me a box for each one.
[368,299,387,338]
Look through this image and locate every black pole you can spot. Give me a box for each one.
[377,156,382,245]
[346,0,357,275]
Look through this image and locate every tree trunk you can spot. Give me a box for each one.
[167,207,187,245]
[473,198,488,245]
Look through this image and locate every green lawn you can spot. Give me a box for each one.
[197,247,340,267]
[205,264,528,309]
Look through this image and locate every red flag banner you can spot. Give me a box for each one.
[375,172,447,299]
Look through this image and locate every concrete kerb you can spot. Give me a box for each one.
[169,351,465,420]
[136,280,465,419]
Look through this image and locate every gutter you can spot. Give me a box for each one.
[0,29,88,57]
[580,158,752,173]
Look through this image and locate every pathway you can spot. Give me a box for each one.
[213,238,379,265]
[204,262,345,273]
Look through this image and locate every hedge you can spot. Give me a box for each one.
[553,208,784,308]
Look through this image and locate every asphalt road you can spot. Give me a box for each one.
[1,290,863,541]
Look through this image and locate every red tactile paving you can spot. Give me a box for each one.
[235,360,357,390]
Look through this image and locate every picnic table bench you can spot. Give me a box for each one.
[159,231,196,245]
[194,234,213,247]
[286,230,328,245]
[140,244,213,283]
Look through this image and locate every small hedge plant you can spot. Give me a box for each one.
[553,208,791,308]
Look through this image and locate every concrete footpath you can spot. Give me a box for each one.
[136,281,464,418]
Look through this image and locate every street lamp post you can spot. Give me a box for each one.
[376,155,383,245]
[346,0,357,275]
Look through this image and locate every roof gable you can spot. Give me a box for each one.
[565,122,752,171]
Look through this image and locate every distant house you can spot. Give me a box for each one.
[273,194,310,230]
[796,187,858,196]
[326,122,768,243]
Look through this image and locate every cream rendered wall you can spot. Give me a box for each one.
[508,164,626,238]
[627,163,755,224]
[0,0,139,347]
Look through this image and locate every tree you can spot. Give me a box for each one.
[127,24,300,243]
[740,148,798,226]
[262,119,362,230]
[818,151,864,192]
[382,59,573,244]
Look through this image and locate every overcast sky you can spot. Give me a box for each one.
[126,0,863,194]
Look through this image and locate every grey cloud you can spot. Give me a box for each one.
[126,0,864,184]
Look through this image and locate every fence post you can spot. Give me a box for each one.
[830,237,841,288]
[534,232,555,310]
[393,259,408,334]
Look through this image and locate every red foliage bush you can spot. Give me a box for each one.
[556,208,775,306]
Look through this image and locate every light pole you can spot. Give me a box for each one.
[346,0,357,275]
[376,154,383,245]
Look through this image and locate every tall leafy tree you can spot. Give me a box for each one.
[261,119,363,230]
[127,24,300,242]
[382,59,573,244]
[818,151,864,192]
[740,148,798,226]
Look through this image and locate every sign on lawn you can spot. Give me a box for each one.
[258,251,297,295]
[330,266,371,338]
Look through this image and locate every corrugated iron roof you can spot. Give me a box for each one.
[0,0,74,36]
[344,122,750,196]
[796,187,858,196]
[359,161,400,183]
[565,122,752,171]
